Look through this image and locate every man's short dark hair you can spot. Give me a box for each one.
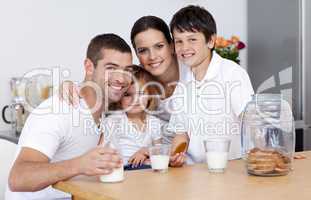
[87,33,132,66]
[170,5,217,43]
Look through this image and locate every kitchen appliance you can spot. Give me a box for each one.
[1,102,27,135]
[2,76,52,135]
[247,0,311,151]
[2,77,29,135]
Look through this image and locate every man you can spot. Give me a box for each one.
[6,33,134,199]
[168,5,254,164]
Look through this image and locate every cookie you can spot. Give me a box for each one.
[247,148,291,176]
[173,142,187,155]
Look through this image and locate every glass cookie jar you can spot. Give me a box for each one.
[241,94,295,176]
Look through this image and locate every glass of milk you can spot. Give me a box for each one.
[203,138,231,173]
[149,144,170,173]
[100,140,124,183]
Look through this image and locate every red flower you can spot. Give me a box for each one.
[237,41,246,50]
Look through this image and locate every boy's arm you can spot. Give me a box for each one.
[171,133,189,153]
[169,133,189,167]
[9,146,121,192]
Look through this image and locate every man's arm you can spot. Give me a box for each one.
[9,146,122,192]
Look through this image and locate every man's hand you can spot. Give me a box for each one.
[9,146,123,192]
[76,146,123,176]
[128,147,149,168]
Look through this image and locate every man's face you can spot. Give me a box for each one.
[92,49,133,103]
[173,30,212,71]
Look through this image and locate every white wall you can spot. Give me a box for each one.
[0,0,247,131]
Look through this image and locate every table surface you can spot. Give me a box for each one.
[53,151,311,200]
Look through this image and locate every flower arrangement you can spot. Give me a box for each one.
[215,35,246,64]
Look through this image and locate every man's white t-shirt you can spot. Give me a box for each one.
[5,96,101,200]
[102,112,162,165]
[168,52,254,163]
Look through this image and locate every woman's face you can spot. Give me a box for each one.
[121,84,149,114]
[134,28,174,77]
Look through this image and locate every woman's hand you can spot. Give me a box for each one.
[128,148,149,168]
[59,80,80,107]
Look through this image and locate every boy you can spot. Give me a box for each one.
[168,5,254,165]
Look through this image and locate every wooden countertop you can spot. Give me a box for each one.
[53,151,311,200]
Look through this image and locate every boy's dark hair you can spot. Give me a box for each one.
[131,16,172,49]
[87,33,131,66]
[170,5,217,43]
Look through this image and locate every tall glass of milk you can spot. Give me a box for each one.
[100,140,124,183]
[203,138,231,173]
[149,144,171,173]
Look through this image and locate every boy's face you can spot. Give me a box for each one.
[173,30,212,71]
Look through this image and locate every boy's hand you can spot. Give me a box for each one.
[169,133,189,167]
[128,148,149,168]
[169,152,186,167]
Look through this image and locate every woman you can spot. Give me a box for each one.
[130,16,189,166]
[130,16,181,122]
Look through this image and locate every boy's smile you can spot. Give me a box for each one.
[173,30,214,80]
